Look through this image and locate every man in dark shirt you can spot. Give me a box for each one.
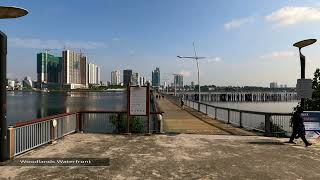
[288,106,312,147]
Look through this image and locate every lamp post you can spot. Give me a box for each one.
[177,42,206,111]
[293,39,317,110]
[0,6,28,162]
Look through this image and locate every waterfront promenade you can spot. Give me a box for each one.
[1,134,320,179]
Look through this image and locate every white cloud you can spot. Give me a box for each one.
[8,38,108,49]
[204,57,222,63]
[259,51,297,60]
[179,70,192,77]
[265,6,320,26]
[224,16,255,30]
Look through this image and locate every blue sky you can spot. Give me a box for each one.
[2,0,320,87]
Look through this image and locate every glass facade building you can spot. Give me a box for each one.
[37,53,63,85]
[152,67,160,88]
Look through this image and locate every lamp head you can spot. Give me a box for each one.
[293,39,317,49]
[0,6,28,19]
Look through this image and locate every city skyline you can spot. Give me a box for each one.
[2,0,320,87]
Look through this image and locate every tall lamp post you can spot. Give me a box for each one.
[0,6,28,161]
[293,39,317,110]
[177,42,206,111]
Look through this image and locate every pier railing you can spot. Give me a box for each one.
[8,110,163,159]
[166,95,292,137]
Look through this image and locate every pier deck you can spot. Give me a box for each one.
[158,97,254,135]
[1,133,320,179]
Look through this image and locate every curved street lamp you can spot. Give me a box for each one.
[177,42,206,111]
[0,6,28,162]
[293,39,317,109]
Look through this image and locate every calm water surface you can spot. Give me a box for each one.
[7,91,126,125]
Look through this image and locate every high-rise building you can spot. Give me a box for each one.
[111,70,121,85]
[191,81,195,88]
[37,52,63,85]
[131,72,139,86]
[123,69,132,85]
[174,74,183,89]
[88,63,101,85]
[62,50,87,89]
[23,76,33,88]
[152,67,160,88]
[139,76,146,86]
[270,82,278,88]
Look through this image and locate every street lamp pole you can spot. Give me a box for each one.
[177,42,205,111]
[293,39,317,110]
[0,6,28,162]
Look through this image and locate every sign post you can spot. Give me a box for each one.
[127,83,150,134]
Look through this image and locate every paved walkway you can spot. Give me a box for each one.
[158,97,255,136]
[158,97,229,134]
[1,133,320,179]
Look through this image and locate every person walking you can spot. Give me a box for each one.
[180,98,184,109]
[288,106,312,147]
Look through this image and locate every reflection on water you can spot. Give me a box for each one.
[7,91,127,125]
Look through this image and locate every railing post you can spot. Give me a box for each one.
[265,114,272,136]
[50,119,57,143]
[76,113,82,132]
[198,102,200,112]
[8,126,15,159]
[205,105,208,115]
[227,110,230,124]
[214,108,217,119]
[239,111,243,128]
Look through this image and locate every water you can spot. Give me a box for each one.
[7,91,127,125]
[206,101,299,113]
[6,91,298,126]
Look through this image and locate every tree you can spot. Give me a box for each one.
[305,68,320,110]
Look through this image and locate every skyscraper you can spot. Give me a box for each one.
[131,72,139,86]
[139,76,145,86]
[88,63,101,85]
[62,50,87,89]
[152,67,160,88]
[174,74,183,89]
[111,70,121,85]
[123,69,132,85]
[37,52,63,85]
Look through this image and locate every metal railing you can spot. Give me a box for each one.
[12,113,77,156]
[9,110,163,158]
[184,99,292,136]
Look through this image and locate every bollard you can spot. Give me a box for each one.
[265,114,272,136]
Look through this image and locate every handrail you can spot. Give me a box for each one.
[185,99,292,116]
[13,112,77,128]
[13,110,164,128]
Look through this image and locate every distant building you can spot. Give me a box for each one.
[111,70,121,85]
[270,82,278,88]
[22,76,33,88]
[37,52,63,86]
[123,69,132,85]
[88,63,100,85]
[62,50,88,89]
[174,74,183,89]
[152,67,160,88]
[131,72,139,86]
[7,79,15,90]
[191,81,195,88]
[139,76,146,86]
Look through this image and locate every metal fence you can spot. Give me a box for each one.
[183,98,293,136]
[13,113,76,156]
[10,110,163,158]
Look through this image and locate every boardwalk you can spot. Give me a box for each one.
[158,97,254,136]
[158,97,229,134]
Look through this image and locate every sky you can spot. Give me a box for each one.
[1,0,320,87]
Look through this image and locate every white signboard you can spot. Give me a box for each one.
[130,87,147,115]
[296,79,313,99]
